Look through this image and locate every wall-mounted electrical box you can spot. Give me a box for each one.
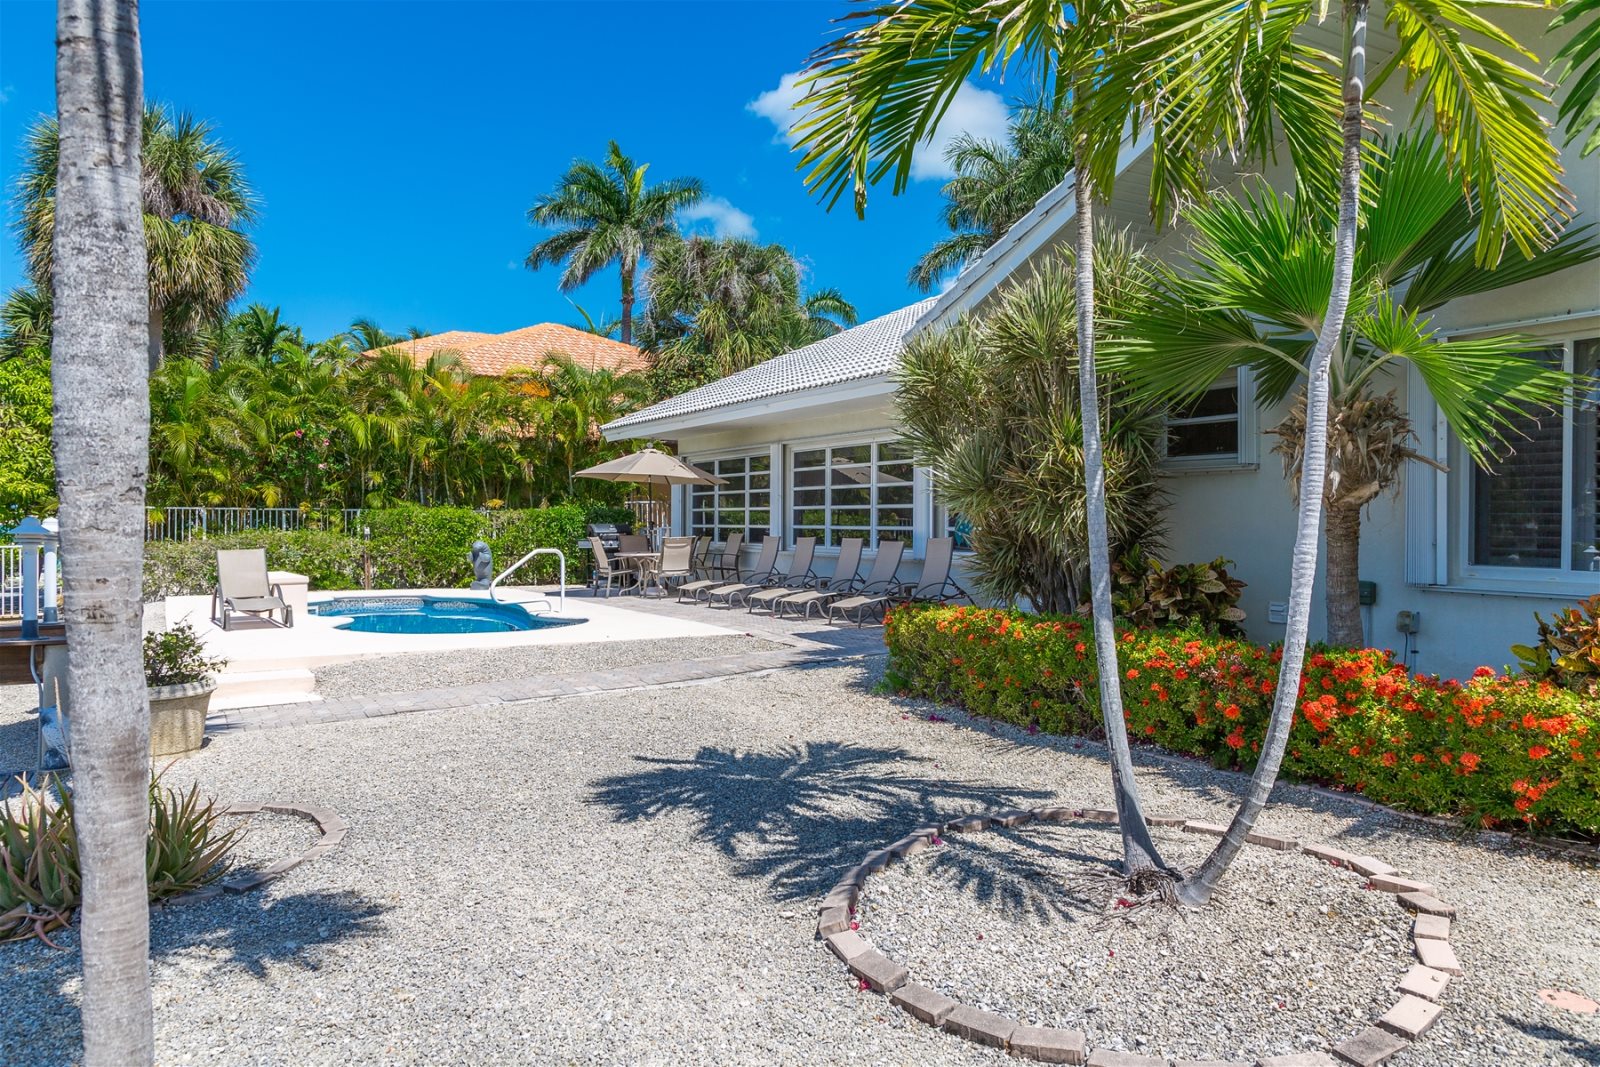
[1396,610,1420,635]
[1268,601,1287,625]
[1358,580,1377,606]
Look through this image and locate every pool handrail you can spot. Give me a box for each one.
[488,547,565,614]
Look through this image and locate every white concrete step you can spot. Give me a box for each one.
[210,667,320,711]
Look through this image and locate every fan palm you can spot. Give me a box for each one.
[526,142,704,345]
[1112,132,1598,646]
[910,103,1075,292]
[640,235,859,391]
[15,103,256,368]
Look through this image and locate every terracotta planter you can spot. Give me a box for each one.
[147,680,216,758]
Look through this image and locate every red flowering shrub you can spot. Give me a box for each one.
[884,605,1600,836]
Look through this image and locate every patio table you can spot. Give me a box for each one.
[615,551,665,597]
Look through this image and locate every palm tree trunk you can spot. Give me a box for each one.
[1179,0,1369,906]
[1325,500,1365,646]
[620,266,635,346]
[1073,156,1169,878]
[51,1,154,1062]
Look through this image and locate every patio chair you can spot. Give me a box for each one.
[689,535,713,579]
[773,537,866,619]
[823,540,913,627]
[212,548,293,630]
[702,537,782,607]
[617,532,650,555]
[590,539,635,598]
[708,532,745,581]
[640,536,695,598]
[745,537,829,613]
[676,532,743,601]
[713,537,817,611]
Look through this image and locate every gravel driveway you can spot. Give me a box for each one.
[5,660,1597,1066]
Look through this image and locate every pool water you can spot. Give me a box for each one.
[309,596,583,634]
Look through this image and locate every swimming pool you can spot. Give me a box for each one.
[309,595,584,635]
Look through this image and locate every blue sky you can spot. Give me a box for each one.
[0,0,1028,343]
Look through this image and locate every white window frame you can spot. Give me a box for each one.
[787,435,916,551]
[683,450,775,545]
[1406,313,1600,598]
[1159,368,1259,472]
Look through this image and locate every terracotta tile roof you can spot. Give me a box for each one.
[368,323,646,377]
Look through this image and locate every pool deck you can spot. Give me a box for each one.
[172,585,889,718]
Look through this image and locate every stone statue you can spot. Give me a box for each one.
[470,540,493,589]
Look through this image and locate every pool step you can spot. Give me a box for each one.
[210,667,320,711]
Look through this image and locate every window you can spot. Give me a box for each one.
[1164,371,1250,465]
[1468,338,1599,576]
[791,441,914,547]
[687,454,770,543]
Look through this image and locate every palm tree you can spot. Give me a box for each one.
[1113,132,1598,646]
[17,102,256,369]
[911,104,1075,292]
[51,0,154,1062]
[640,235,858,390]
[525,141,704,345]
[542,354,652,490]
[1553,0,1600,157]
[794,0,1564,903]
[1,285,53,362]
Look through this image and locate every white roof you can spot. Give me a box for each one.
[602,299,938,436]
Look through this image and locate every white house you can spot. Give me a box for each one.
[605,10,1599,679]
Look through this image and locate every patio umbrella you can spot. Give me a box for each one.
[575,448,725,543]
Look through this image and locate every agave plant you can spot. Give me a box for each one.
[145,775,242,902]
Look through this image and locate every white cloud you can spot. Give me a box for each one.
[747,71,1010,182]
[680,196,758,240]
[0,85,14,106]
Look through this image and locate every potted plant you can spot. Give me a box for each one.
[144,622,226,757]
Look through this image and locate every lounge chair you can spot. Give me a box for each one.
[747,536,842,614]
[590,539,635,598]
[212,548,293,630]
[676,533,744,601]
[702,537,782,607]
[827,536,968,626]
[772,536,867,619]
[806,543,908,627]
[724,537,819,611]
[641,537,695,597]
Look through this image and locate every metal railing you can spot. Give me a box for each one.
[144,507,363,542]
[489,547,566,614]
[1,544,60,620]
[623,498,668,533]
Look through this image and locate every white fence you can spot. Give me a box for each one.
[1,544,58,620]
[144,507,363,542]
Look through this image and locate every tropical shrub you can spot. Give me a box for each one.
[1113,549,1247,636]
[1,774,240,945]
[141,504,635,598]
[1512,595,1600,697]
[143,622,226,688]
[885,605,1600,836]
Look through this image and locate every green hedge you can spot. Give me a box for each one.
[885,605,1600,837]
[142,503,636,598]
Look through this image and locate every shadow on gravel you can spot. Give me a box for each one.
[1501,1015,1600,1064]
[147,889,388,978]
[5,890,387,1059]
[589,740,1074,913]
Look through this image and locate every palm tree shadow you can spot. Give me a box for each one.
[1499,1014,1600,1064]
[919,826,1120,923]
[7,889,388,1062]
[589,740,1063,908]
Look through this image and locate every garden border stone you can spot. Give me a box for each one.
[164,801,348,905]
[815,808,1459,1065]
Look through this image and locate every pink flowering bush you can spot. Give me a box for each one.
[884,605,1600,836]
